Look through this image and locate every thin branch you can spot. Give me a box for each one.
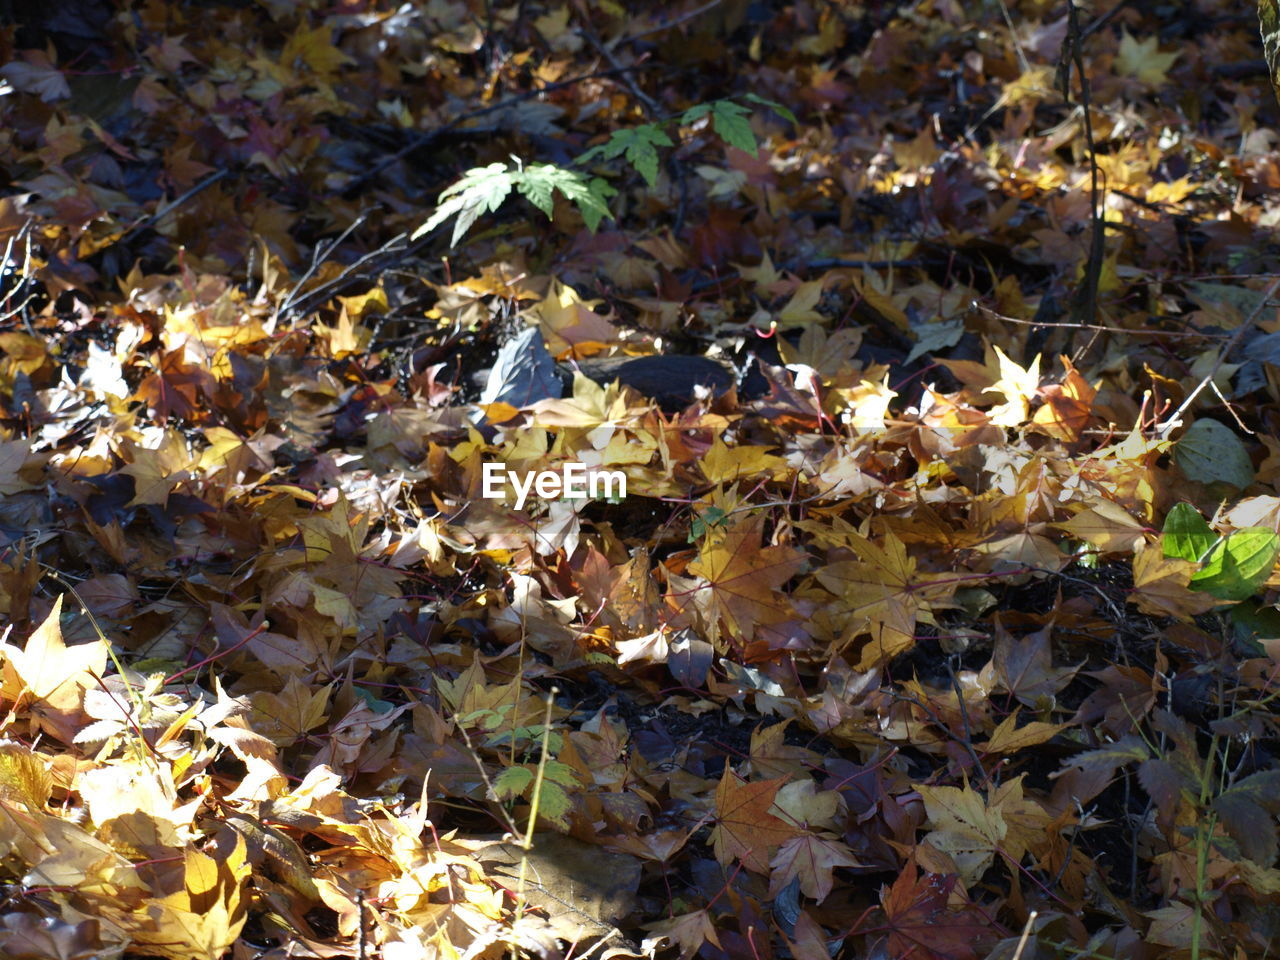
[1059,1,1105,353]
[576,3,692,233]
[969,301,1231,339]
[341,66,651,194]
[1155,274,1280,438]
[611,0,722,47]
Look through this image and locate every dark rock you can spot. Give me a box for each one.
[575,354,735,412]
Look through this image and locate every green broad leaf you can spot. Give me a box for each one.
[689,505,727,542]
[532,780,574,829]
[540,760,581,787]
[493,765,534,800]
[413,162,516,246]
[1162,502,1218,563]
[1190,528,1280,601]
[742,92,797,124]
[516,164,615,231]
[1262,0,1280,104]
[1175,418,1254,489]
[581,177,618,232]
[1212,769,1280,864]
[683,100,758,155]
[578,123,673,187]
[709,100,757,155]
[680,102,713,124]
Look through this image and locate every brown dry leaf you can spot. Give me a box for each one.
[768,831,861,902]
[709,764,798,873]
[645,909,722,960]
[683,514,805,644]
[915,781,1006,886]
[815,529,954,669]
[979,709,1069,755]
[1053,498,1147,554]
[1129,541,1219,619]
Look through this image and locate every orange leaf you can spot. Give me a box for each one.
[685,515,805,643]
[709,764,797,873]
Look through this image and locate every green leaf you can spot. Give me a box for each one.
[517,164,615,231]
[413,162,516,246]
[682,100,758,155]
[680,102,713,124]
[494,765,534,800]
[1229,599,1280,656]
[540,760,581,787]
[690,506,727,542]
[1190,528,1280,601]
[1162,502,1218,563]
[709,100,757,155]
[533,780,574,830]
[1212,769,1280,864]
[578,123,673,186]
[1174,418,1254,489]
[742,92,797,124]
[1261,0,1280,104]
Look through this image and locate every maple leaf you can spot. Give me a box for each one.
[0,596,107,743]
[814,529,954,669]
[709,764,798,873]
[645,910,722,960]
[979,709,1068,755]
[120,432,193,508]
[915,781,1007,886]
[768,832,861,902]
[683,514,805,644]
[1129,542,1219,620]
[878,860,994,960]
[1115,28,1180,85]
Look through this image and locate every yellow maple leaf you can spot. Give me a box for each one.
[699,437,786,485]
[984,346,1041,427]
[685,515,805,643]
[0,596,107,742]
[776,279,827,326]
[1114,29,1179,85]
[815,530,953,669]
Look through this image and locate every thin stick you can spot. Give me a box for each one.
[1011,911,1039,960]
[1155,274,1280,438]
[613,0,722,47]
[970,302,1228,340]
[342,66,651,193]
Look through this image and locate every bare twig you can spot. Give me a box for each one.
[0,219,38,332]
[278,210,373,317]
[946,659,990,788]
[1080,0,1132,41]
[968,300,1228,339]
[575,3,692,233]
[1154,274,1280,438]
[1059,2,1106,353]
[129,169,229,235]
[341,66,651,194]
[611,0,722,47]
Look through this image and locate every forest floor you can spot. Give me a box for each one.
[3,2,1280,959]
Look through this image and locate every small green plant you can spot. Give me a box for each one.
[1161,502,1280,601]
[413,95,795,245]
